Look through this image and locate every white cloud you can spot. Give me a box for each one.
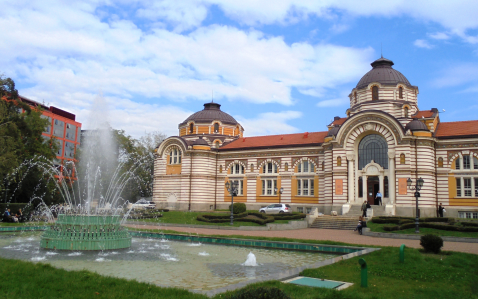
[429,32,450,40]
[236,111,302,136]
[413,39,434,49]
[317,98,349,107]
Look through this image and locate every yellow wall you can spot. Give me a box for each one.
[179,128,187,136]
[448,175,478,206]
[197,126,209,134]
[223,128,233,136]
[166,164,181,175]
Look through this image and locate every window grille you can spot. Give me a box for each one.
[358,134,388,169]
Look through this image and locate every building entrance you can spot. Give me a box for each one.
[367,176,379,205]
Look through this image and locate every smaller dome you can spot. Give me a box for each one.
[405,119,429,132]
[193,136,209,146]
[327,125,340,137]
[356,57,411,89]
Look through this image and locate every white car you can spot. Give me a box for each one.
[132,199,156,210]
[259,204,291,214]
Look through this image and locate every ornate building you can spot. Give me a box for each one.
[153,57,478,218]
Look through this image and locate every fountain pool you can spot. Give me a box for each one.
[0,232,337,291]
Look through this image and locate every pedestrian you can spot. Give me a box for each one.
[438,203,445,217]
[375,191,382,206]
[354,216,363,234]
[361,200,368,217]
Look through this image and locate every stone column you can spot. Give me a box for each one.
[362,175,367,203]
[388,150,396,204]
[379,175,384,204]
[347,154,355,203]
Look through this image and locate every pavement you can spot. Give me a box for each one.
[125,224,478,255]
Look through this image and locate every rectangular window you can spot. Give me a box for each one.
[262,180,265,195]
[475,157,478,169]
[459,212,478,219]
[231,180,243,195]
[306,207,312,214]
[303,162,308,173]
[267,180,272,195]
[310,179,314,195]
[297,207,303,213]
[475,178,478,197]
[463,156,470,169]
[455,158,461,170]
[297,180,301,195]
[298,163,301,173]
[303,180,309,195]
[262,179,277,195]
[464,178,472,196]
[268,163,272,173]
[311,163,314,173]
[456,178,461,197]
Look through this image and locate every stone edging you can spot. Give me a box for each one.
[363,228,478,243]
[124,219,308,231]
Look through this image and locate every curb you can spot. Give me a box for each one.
[363,228,478,243]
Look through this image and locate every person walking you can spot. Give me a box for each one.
[375,191,382,206]
[361,200,368,217]
[438,203,445,217]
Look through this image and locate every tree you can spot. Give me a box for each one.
[1,75,58,204]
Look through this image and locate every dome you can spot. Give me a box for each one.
[179,102,239,126]
[193,136,209,146]
[326,125,340,137]
[405,119,429,132]
[356,57,412,90]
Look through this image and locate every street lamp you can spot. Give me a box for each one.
[225,180,239,226]
[275,187,284,203]
[407,177,424,233]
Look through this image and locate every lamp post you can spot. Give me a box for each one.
[275,187,284,203]
[407,177,424,233]
[225,180,239,226]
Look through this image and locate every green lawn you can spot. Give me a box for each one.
[132,211,301,227]
[1,233,477,299]
[367,221,478,238]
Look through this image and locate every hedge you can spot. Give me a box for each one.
[373,217,449,224]
[461,222,478,227]
[269,213,306,220]
[197,212,275,225]
[382,222,478,232]
[0,203,29,214]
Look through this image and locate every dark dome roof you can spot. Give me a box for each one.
[405,119,429,132]
[179,102,239,126]
[356,57,412,89]
[193,136,209,146]
[326,125,340,137]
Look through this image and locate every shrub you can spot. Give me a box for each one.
[422,217,449,223]
[229,203,246,214]
[420,234,443,254]
[461,222,478,227]
[270,213,306,220]
[227,287,291,299]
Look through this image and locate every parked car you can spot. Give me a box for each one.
[132,199,156,210]
[259,204,291,214]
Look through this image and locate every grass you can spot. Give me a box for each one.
[1,234,477,299]
[367,221,478,238]
[132,211,301,227]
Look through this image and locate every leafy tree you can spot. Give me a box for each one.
[0,75,58,204]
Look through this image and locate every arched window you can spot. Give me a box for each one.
[262,162,278,174]
[189,123,194,134]
[285,163,289,171]
[438,157,444,168]
[354,92,357,104]
[297,160,314,173]
[214,123,219,133]
[250,164,254,172]
[169,148,182,165]
[399,87,403,99]
[337,157,342,167]
[358,134,388,169]
[372,86,379,101]
[219,165,223,173]
[215,141,220,148]
[231,163,245,174]
[404,107,409,118]
[455,157,461,170]
[474,156,478,169]
[400,153,405,165]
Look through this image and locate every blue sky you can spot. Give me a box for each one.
[2,0,478,137]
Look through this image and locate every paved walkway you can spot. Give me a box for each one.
[126,224,478,255]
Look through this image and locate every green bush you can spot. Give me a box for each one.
[461,222,478,227]
[421,217,449,223]
[227,286,291,299]
[270,213,306,220]
[420,234,443,254]
[229,203,246,214]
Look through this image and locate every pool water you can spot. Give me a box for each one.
[0,232,335,290]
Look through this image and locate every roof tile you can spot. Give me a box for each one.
[412,110,434,118]
[435,120,478,138]
[219,131,328,150]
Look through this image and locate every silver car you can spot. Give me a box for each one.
[259,204,291,214]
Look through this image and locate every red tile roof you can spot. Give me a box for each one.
[219,131,328,151]
[435,120,478,138]
[412,110,434,118]
[331,117,347,126]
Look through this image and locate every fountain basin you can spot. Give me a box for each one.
[40,214,131,250]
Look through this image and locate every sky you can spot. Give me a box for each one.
[2,0,478,138]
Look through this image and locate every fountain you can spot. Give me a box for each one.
[242,252,258,266]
